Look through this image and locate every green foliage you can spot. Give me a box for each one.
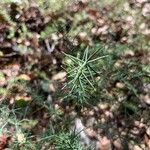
[64,46,109,104]
[54,132,84,150]
[0,7,15,25]
[0,105,36,149]
[64,42,149,108]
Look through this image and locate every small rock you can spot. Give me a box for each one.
[16,133,26,144]
[47,95,53,104]
[140,144,146,149]
[86,117,95,127]
[133,145,142,150]
[116,82,125,89]
[110,102,120,111]
[143,83,150,93]
[49,83,56,92]
[98,103,109,110]
[69,111,77,119]
[124,50,134,57]
[89,110,94,116]
[136,0,147,4]
[0,75,6,86]
[96,136,112,150]
[121,131,126,136]
[142,3,150,17]
[140,94,150,105]
[94,106,99,112]
[139,122,146,128]
[52,72,66,80]
[97,19,105,27]
[146,127,150,136]
[113,138,122,150]
[130,127,139,135]
[74,118,91,146]
[25,41,30,46]
[79,32,87,41]
[134,120,140,127]
[81,0,88,4]
[101,117,106,123]
[114,60,122,67]
[145,135,150,149]
[97,25,109,35]
[85,128,97,139]
[91,27,97,35]
[51,33,59,41]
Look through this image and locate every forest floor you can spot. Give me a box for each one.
[0,0,150,150]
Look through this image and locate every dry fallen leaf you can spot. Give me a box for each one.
[0,134,7,150]
[87,9,100,20]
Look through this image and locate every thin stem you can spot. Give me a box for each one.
[82,72,95,90]
[63,52,84,63]
[87,47,103,61]
[88,55,109,63]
